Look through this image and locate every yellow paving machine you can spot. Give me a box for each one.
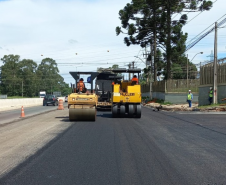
[111,68,142,118]
[68,72,98,121]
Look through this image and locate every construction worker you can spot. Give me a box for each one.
[187,90,193,108]
[77,78,86,93]
[209,87,213,105]
[131,75,139,85]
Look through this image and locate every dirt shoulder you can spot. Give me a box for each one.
[0,109,71,178]
[144,102,226,112]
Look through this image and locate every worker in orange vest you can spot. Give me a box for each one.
[131,75,139,84]
[77,78,86,92]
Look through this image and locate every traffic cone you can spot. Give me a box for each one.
[57,99,64,110]
[21,106,25,117]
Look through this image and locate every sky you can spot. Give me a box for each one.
[0,0,225,84]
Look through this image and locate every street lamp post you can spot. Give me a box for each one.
[187,52,203,88]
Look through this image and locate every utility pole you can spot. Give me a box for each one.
[187,54,189,88]
[132,61,135,77]
[132,61,135,69]
[128,63,131,80]
[150,44,154,100]
[213,22,218,104]
[166,0,171,80]
[143,46,149,83]
[200,62,202,82]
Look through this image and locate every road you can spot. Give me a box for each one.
[0,107,226,184]
[0,103,67,125]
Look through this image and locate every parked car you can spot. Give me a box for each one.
[43,95,58,106]
[65,95,68,102]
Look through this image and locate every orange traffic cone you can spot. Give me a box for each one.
[21,106,25,117]
[57,99,64,110]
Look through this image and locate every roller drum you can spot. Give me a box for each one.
[69,107,96,121]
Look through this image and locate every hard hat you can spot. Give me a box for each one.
[210,87,213,90]
[188,90,191,92]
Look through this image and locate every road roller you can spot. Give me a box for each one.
[111,68,142,118]
[68,72,98,121]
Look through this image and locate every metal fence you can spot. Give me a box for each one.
[153,81,165,92]
[200,63,226,85]
[142,79,200,93]
[0,95,7,99]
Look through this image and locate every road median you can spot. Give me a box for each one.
[0,97,65,112]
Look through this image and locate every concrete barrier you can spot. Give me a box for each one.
[0,97,65,111]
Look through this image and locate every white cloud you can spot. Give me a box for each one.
[0,0,143,83]
[0,0,225,84]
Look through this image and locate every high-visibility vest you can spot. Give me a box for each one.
[187,93,192,100]
[77,81,85,91]
[209,90,213,97]
[131,77,138,84]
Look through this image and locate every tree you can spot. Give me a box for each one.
[139,72,148,85]
[116,0,213,80]
[97,64,119,73]
[37,58,63,94]
[0,55,21,96]
[171,56,197,79]
[0,55,70,97]
[111,64,119,69]
[18,59,38,97]
[158,0,212,79]
[60,82,72,96]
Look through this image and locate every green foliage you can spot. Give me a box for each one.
[116,0,213,80]
[171,56,197,79]
[37,58,64,94]
[0,55,70,97]
[19,59,38,97]
[0,55,21,96]
[111,64,119,69]
[139,72,148,85]
[171,63,184,79]
[97,64,119,73]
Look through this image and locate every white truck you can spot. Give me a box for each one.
[39,91,46,98]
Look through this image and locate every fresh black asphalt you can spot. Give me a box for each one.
[1,107,226,185]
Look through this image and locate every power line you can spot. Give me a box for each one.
[186,14,226,51]
[185,0,218,25]
[186,14,226,46]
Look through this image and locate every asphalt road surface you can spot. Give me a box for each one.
[0,107,226,185]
